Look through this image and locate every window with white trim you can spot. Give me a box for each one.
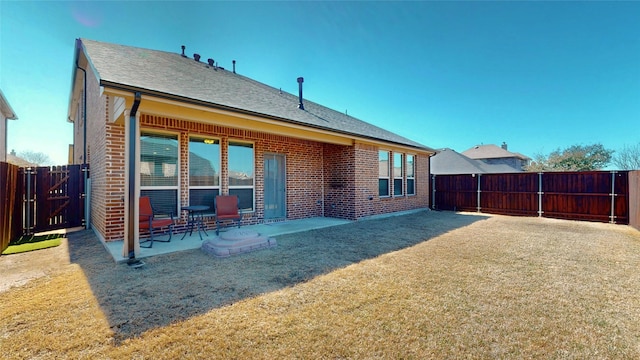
[393,152,404,196]
[378,150,390,197]
[407,154,415,195]
[140,131,179,215]
[189,136,220,210]
[228,141,254,211]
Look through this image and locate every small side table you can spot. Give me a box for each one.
[181,205,210,240]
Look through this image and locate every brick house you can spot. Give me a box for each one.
[67,39,435,249]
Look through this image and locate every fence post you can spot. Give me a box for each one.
[538,172,543,217]
[83,164,90,229]
[431,174,436,209]
[476,173,481,213]
[24,167,35,235]
[610,171,617,224]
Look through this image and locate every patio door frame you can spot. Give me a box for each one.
[263,153,286,220]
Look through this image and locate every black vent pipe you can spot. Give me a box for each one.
[297,77,304,110]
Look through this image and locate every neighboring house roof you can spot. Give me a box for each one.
[462,144,530,160]
[77,39,433,152]
[431,148,486,175]
[431,148,522,175]
[0,89,18,120]
[6,153,36,167]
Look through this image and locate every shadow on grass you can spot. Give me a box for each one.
[67,210,487,343]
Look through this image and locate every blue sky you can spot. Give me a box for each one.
[1,1,639,166]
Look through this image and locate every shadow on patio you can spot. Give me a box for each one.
[66,210,488,343]
[102,216,353,263]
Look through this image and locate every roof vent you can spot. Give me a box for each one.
[232,60,236,74]
[297,77,304,110]
[207,58,214,67]
[193,53,201,62]
[181,45,187,58]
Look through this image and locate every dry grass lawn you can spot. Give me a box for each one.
[1,211,639,359]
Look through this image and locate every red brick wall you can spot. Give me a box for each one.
[354,143,379,219]
[76,68,129,243]
[321,142,431,221]
[130,115,324,238]
[89,110,430,241]
[353,143,431,219]
[323,144,356,219]
[262,137,324,220]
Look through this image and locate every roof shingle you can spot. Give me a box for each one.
[462,144,530,160]
[80,39,433,151]
[431,148,523,175]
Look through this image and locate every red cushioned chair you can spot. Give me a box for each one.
[139,196,174,248]
[214,195,243,235]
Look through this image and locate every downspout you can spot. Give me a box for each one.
[127,92,142,262]
[75,44,89,229]
[3,118,7,162]
[76,67,87,168]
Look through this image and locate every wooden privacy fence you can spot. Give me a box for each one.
[0,162,87,253]
[630,171,640,231]
[1,162,22,253]
[432,171,638,225]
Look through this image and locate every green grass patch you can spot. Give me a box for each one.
[2,234,64,255]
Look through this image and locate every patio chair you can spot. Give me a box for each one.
[214,195,243,235]
[139,196,174,248]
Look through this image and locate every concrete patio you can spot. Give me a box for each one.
[103,217,352,263]
[102,210,428,263]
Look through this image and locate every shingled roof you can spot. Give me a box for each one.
[431,148,522,175]
[79,39,433,152]
[462,144,530,160]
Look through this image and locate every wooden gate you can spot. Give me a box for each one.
[21,165,87,234]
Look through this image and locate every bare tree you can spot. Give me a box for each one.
[612,143,640,170]
[17,150,53,166]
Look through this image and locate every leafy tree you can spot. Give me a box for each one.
[612,143,640,170]
[17,150,53,166]
[525,143,613,172]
